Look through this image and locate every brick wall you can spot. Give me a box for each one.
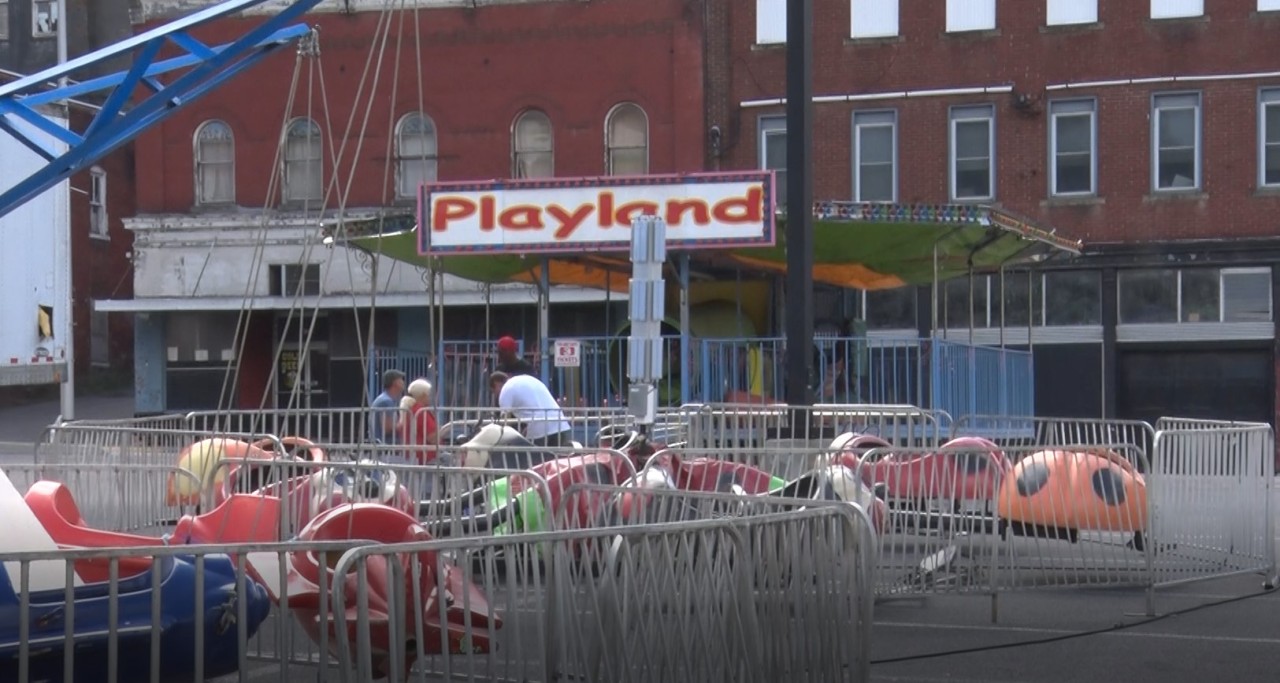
[134,0,707,213]
[68,108,135,374]
[719,0,1280,244]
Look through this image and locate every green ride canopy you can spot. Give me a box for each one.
[328,201,1082,292]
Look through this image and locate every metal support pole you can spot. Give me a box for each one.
[784,0,814,408]
[57,0,73,420]
[678,254,691,405]
[538,259,551,381]
[56,0,68,88]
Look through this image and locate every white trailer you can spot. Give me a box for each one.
[0,111,72,389]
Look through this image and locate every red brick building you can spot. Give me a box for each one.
[113,0,708,411]
[714,0,1280,425]
[69,107,136,376]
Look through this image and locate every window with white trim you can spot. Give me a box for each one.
[31,0,56,37]
[283,117,323,203]
[605,103,649,175]
[194,120,235,205]
[1150,0,1203,19]
[760,116,787,209]
[89,167,107,238]
[1118,267,1273,324]
[1049,99,1096,196]
[757,0,786,44]
[853,110,896,202]
[946,0,995,32]
[1152,93,1200,192]
[1046,0,1097,25]
[947,271,1103,328]
[512,109,553,179]
[0,1,10,40]
[851,0,898,38]
[949,105,995,201]
[1262,0,1280,12]
[1260,89,1280,188]
[394,112,437,200]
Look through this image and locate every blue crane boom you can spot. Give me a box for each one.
[0,0,327,221]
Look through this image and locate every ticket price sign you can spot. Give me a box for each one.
[554,340,582,368]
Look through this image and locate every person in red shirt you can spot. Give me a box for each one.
[399,378,439,464]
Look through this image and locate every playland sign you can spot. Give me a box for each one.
[417,172,776,255]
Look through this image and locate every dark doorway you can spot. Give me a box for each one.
[1117,347,1273,426]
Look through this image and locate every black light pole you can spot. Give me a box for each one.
[784,0,815,407]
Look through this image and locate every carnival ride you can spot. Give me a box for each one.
[1,468,273,683]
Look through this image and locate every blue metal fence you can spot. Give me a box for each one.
[698,337,926,405]
[366,335,1034,419]
[929,338,1034,420]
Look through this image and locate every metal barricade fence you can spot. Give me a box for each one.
[950,414,1157,457]
[2,463,201,535]
[202,455,562,538]
[50,413,192,431]
[847,442,1154,603]
[184,408,406,446]
[34,424,284,466]
[331,507,875,683]
[1147,424,1277,593]
[0,512,874,683]
[681,403,949,452]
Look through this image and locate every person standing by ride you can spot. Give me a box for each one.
[489,371,573,448]
[495,336,535,376]
[369,369,406,445]
[399,378,439,464]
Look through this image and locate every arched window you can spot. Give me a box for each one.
[283,117,323,203]
[395,112,438,199]
[194,120,235,205]
[512,109,553,178]
[605,103,649,176]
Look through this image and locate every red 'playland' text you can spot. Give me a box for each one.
[430,187,765,239]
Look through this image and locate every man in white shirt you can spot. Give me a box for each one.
[490,371,573,447]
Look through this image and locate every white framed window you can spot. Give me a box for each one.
[1047,0,1097,25]
[0,1,11,40]
[1259,88,1280,188]
[851,0,898,38]
[394,112,437,200]
[89,167,107,238]
[853,110,896,202]
[1150,0,1203,19]
[605,103,649,176]
[1152,92,1201,192]
[1220,268,1273,322]
[31,0,56,37]
[194,120,234,205]
[760,116,787,209]
[757,0,786,44]
[949,105,995,201]
[1119,267,1274,324]
[946,0,996,32]
[282,117,323,203]
[512,109,553,179]
[1049,99,1096,196]
[1262,0,1280,11]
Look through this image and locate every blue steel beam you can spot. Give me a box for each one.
[0,0,326,221]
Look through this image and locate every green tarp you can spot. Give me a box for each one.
[331,202,1081,292]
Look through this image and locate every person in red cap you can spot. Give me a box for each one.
[496,335,534,376]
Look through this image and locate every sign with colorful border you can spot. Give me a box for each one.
[416,172,776,256]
